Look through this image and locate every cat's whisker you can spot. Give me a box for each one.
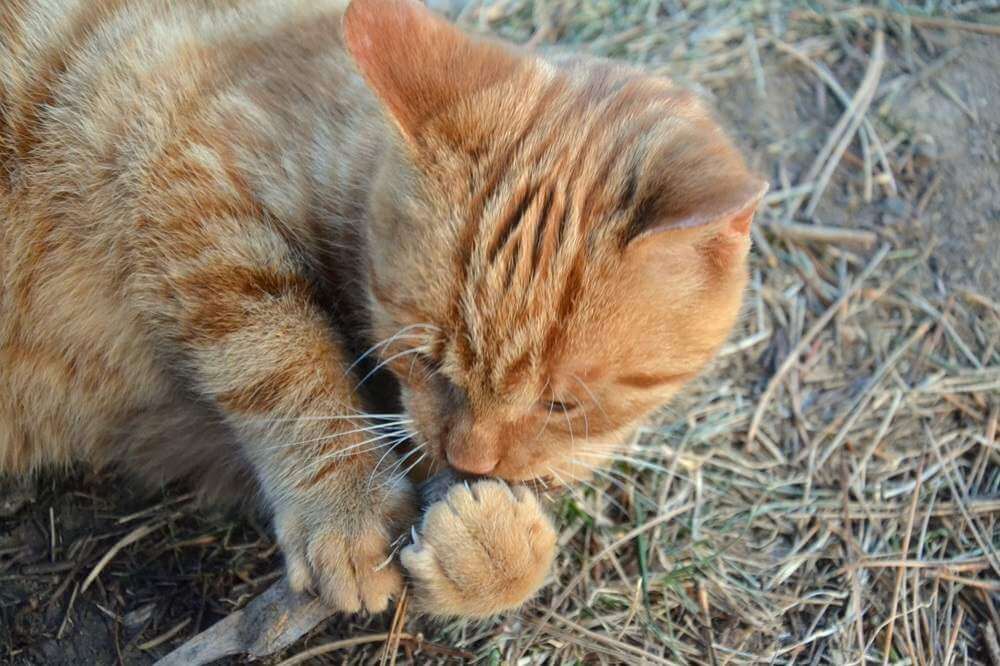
[530,380,556,445]
[389,451,428,490]
[369,446,427,495]
[260,423,411,452]
[571,373,611,424]
[605,454,671,476]
[590,467,658,508]
[563,386,589,441]
[574,448,697,486]
[550,463,634,517]
[289,432,409,465]
[576,477,631,516]
[556,388,576,450]
[344,323,437,377]
[548,465,616,518]
[378,441,425,480]
[246,413,412,425]
[293,434,410,478]
[355,345,430,389]
[366,436,424,490]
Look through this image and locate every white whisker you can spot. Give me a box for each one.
[260,423,410,453]
[344,323,438,377]
[355,346,429,389]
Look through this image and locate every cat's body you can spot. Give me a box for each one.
[1,0,764,616]
[1,0,380,490]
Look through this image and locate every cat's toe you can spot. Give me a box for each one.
[402,479,556,617]
[275,479,415,614]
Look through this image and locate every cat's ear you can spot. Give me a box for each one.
[622,144,768,246]
[342,0,521,142]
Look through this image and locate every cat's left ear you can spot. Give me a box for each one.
[626,172,769,245]
[342,0,522,143]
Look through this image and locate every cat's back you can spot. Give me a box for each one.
[0,0,356,472]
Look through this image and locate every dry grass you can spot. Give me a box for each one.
[3,1,999,664]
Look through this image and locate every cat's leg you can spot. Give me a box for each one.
[130,205,416,613]
[401,480,557,617]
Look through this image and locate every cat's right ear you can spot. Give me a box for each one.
[342,0,521,144]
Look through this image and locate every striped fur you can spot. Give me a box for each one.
[0,0,764,615]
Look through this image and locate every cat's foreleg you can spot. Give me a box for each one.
[131,211,417,612]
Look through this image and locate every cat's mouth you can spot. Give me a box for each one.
[418,467,564,509]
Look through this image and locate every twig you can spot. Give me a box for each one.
[804,31,885,217]
[760,219,878,248]
[276,633,408,666]
[882,453,926,665]
[860,8,1000,36]
[81,519,169,592]
[747,244,890,448]
[139,618,192,651]
[153,579,334,666]
[984,622,1000,666]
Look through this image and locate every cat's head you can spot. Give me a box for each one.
[343,0,766,483]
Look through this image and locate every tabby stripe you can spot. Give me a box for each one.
[176,264,312,346]
[498,347,532,392]
[528,186,555,278]
[457,76,563,283]
[581,112,662,235]
[616,372,695,389]
[12,0,131,160]
[488,181,539,263]
[450,79,567,368]
[216,362,303,415]
[541,250,585,360]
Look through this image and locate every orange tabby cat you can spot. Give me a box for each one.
[0,0,765,617]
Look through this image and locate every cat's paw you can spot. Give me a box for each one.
[401,480,556,618]
[274,475,418,614]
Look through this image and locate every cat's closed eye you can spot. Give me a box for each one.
[540,399,578,414]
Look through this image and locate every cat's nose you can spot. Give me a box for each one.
[446,448,499,476]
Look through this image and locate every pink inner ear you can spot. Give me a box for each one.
[726,180,769,235]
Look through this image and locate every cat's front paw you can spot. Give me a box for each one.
[401,480,556,617]
[274,475,417,614]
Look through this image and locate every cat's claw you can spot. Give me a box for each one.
[401,479,557,618]
[275,476,417,614]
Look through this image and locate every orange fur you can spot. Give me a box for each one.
[0,0,764,616]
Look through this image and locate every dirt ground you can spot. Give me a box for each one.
[2,2,998,664]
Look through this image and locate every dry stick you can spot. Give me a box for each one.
[924,424,1000,577]
[945,606,964,666]
[804,31,885,218]
[276,633,409,666]
[861,7,1000,37]
[139,618,192,652]
[56,582,80,640]
[546,613,675,666]
[746,244,890,448]
[816,320,932,468]
[81,518,169,592]
[772,38,896,197]
[848,389,904,493]
[380,585,409,666]
[775,31,886,223]
[984,622,1000,666]
[882,453,926,666]
[154,579,334,666]
[931,574,1000,592]
[759,220,878,248]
